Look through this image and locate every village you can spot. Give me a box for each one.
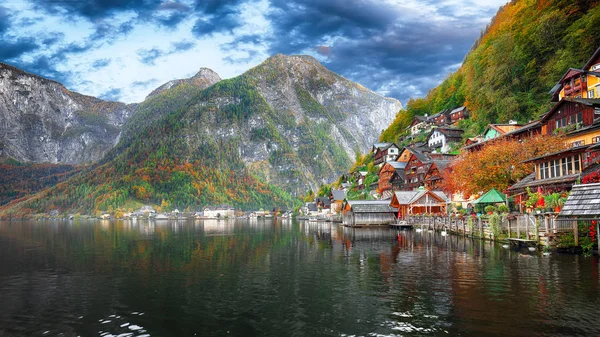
[300,47,600,252]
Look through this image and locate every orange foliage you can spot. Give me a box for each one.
[439,135,568,198]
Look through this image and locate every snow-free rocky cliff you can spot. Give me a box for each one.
[0,62,134,164]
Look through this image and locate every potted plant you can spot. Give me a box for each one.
[497,204,509,214]
[484,205,497,214]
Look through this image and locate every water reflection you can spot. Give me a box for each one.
[0,220,599,336]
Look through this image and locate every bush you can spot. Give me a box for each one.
[497,204,509,213]
[484,205,497,213]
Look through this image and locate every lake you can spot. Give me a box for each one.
[0,219,599,336]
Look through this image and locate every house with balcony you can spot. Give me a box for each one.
[377,161,407,197]
[550,47,600,102]
[408,115,431,136]
[426,127,464,153]
[448,106,469,124]
[373,143,400,165]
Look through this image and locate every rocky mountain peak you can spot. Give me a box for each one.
[146,68,221,99]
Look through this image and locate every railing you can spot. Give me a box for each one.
[404,214,599,245]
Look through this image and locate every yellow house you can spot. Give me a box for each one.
[552,47,600,101]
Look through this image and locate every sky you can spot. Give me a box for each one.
[0,0,509,105]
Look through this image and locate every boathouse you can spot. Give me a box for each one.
[390,190,449,218]
[342,200,398,227]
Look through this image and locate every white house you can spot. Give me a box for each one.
[203,206,235,218]
[426,127,465,153]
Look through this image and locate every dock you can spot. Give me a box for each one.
[389,220,413,229]
[508,238,537,247]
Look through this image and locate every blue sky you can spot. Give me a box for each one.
[0,0,508,104]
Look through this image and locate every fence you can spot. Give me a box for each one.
[404,214,600,245]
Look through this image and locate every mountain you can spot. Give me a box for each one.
[146,68,222,99]
[380,0,600,143]
[0,62,135,164]
[1,54,401,216]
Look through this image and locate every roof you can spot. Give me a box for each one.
[432,190,449,202]
[346,200,398,213]
[583,47,600,71]
[307,203,318,211]
[371,143,390,152]
[431,160,451,172]
[449,106,466,114]
[315,197,331,205]
[559,183,600,217]
[378,161,407,174]
[331,189,347,201]
[404,146,431,163]
[507,172,579,191]
[430,127,464,138]
[522,145,589,163]
[484,124,522,136]
[392,190,449,205]
[540,98,600,123]
[472,188,506,204]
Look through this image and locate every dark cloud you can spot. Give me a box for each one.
[239,0,502,104]
[137,48,164,65]
[0,38,39,60]
[99,87,123,101]
[191,0,249,37]
[92,58,111,69]
[0,6,12,34]
[34,0,162,20]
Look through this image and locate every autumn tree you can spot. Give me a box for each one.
[440,135,568,198]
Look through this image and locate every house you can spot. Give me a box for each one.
[378,161,407,195]
[353,170,368,189]
[371,142,391,153]
[426,127,464,153]
[550,47,600,102]
[342,200,398,227]
[424,160,452,190]
[315,196,331,210]
[427,109,451,126]
[482,122,522,141]
[507,146,588,200]
[330,189,347,214]
[539,98,600,146]
[403,150,433,191]
[408,115,431,135]
[464,120,542,153]
[389,190,449,218]
[373,143,400,165]
[448,106,469,124]
[203,205,235,218]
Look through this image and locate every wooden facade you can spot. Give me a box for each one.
[541,99,597,136]
[449,106,468,124]
[378,161,405,193]
[373,143,399,165]
[404,153,432,191]
[342,201,398,227]
[390,190,448,218]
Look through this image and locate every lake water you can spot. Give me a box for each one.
[0,219,599,337]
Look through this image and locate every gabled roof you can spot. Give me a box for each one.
[557,68,584,84]
[378,161,407,174]
[540,98,600,123]
[346,200,398,213]
[371,143,390,152]
[331,189,347,201]
[559,182,600,217]
[408,190,448,204]
[315,197,331,206]
[393,191,418,204]
[430,160,451,172]
[428,127,464,140]
[402,146,431,163]
[583,47,600,71]
[484,123,522,136]
[449,106,467,114]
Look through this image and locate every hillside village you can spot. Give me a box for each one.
[304,47,600,227]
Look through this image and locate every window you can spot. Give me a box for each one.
[550,160,560,178]
[588,89,595,98]
[593,136,600,144]
[561,156,572,175]
[572,140,584,147]
[574,155,581,173]
[540,162,548,180]
[592,64,600,71]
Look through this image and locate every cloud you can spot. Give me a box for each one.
[132,78,159,88]
[171,40,196,52]
[137,48,164,65]
[99,88,123,101]
[191,0,250,37]
[0,6,12,35]
[92,58,111,69]
[0,37,39,60]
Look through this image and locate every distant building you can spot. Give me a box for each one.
[426,127,464,153]
[203,205,235,218]
[373,143,400,165]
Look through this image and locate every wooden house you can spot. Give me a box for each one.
[448,106,469,124]
[342,200,398,227]
[551,48,600,102]
[426,127,464,153]
[482,122,522,141]
[371,142,391,153]
[373,143,400,165]
[403,151,432,191]
[507,146,588,200]
[427,109,451,126]
[539,98,600,146]
[390,190,449,218]
[315,196,331,210]
[378,161,406,194]
[408,115,430,135]
[464,120,542,153]
[424,160,452,190]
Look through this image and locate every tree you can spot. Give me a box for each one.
[439,135,568,198]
